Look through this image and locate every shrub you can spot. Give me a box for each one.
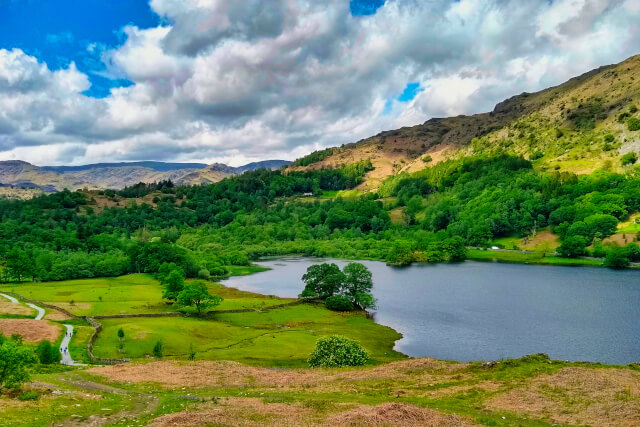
[627,117,640,131]
[36,340,60,365]
[530,151,544,161]
[325,295,354,312]
[621,152,638,166]
[308,336,369,368]
[604,246,630,269]
[17,392,38,401]
[604,133,615,143]
[625,243,640,262]
[152,340,163,358]
[557,235,587,258]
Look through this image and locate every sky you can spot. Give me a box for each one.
[0,0,640,166]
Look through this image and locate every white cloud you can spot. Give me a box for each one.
[0,0,639,165]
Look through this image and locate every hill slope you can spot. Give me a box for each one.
[291,54,640,189]
[0,159,291,194]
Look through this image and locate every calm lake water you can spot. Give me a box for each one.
[223,258,640,364]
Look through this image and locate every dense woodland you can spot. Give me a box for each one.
[1,154,639,282]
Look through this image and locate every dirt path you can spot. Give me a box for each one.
[26,302,45,320]
[0,292,19,304]
[60,324,82,366]
[55,373,160,427]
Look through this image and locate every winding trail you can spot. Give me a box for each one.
[60,324,79,365]
[0,292,19,304]
[25,302,45,320]
[0,292,81,365]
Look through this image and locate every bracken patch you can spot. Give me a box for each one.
[486,367,640,427]
[325,402,478,426]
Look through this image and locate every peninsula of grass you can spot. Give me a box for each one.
[467,249,603,267]
[93,303,403,367]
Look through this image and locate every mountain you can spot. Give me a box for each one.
[290,54,640,190]
[0,159,291,194]
[41,161,208,173]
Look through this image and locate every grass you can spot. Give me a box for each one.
[0,272,278,317]
[468,249,603,266]
[0,274,170,317]
[93,303,404,367]
[319,189,362,199]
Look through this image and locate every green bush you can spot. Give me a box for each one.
[308,336,369,368]
[627,117,640,131]
[152,340,163,358]
[36,340,60,365]
[325,295,354,312]
[17,392,38,401]
[621,152,637,166]
[604,246,629,269]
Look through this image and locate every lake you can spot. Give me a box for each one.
[223,258,640,364]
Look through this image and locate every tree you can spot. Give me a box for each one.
[162,269,185,301]
[157,262,182,283]
[36,340,60,365]
[300,263,344,299]
[117,328,125,341]
[604,246,630,269]
[5,248,34,282]
[342,263,375,309]
[152,340,163,358]
[385,243,414,266]
[557,236,587,258]
[177,281,222,313]
[0,338,38,391]
[308,336,369,368]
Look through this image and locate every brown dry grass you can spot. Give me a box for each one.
[0,299,34,316]
[148,399,475,427]
[44,310,72,321]
[603,233,637,246]
[520,229,560,250]
[148,398,315,427]
[0,319,61,342]
[89,358,466,391]
[325,403,478,426]
[486,367,640,427]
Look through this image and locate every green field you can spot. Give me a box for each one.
[93,304,403,367]
[467,249,603,266]
[1,274,171,316]
[0,273,289,317]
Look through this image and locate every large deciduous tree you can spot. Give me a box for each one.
[301,263,345,299]
[177,281,222,313]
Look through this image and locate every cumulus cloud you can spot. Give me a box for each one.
[0,0,639,165]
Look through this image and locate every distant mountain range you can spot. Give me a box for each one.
[0,159,291,193]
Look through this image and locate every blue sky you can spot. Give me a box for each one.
[0,0,389,98]
[0,0,158,97]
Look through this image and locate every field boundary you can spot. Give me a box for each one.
[0,290,314,365]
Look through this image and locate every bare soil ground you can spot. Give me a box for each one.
[486,367,640,427]
[0,319,61,342]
